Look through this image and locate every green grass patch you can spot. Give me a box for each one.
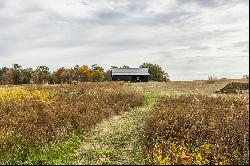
[0,134,81,165]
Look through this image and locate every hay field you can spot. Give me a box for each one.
[126,79,248,94]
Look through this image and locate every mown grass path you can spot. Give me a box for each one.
[73,96,156,165]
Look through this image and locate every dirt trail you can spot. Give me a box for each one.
[73,99,155,165]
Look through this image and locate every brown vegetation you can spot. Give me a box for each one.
[216,82,249,94]
[128,79,249,94]
[144,94,249,165]
[0,80,249,165]
[0,82,146,163]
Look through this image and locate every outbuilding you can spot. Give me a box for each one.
[111,68,150,82]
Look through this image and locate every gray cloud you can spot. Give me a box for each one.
[177,0,248,8]
[0,0,249,80]
[177,0,226,7]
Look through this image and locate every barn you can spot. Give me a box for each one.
[111,68,150,82]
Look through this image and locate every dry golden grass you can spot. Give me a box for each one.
[127,79,248,94]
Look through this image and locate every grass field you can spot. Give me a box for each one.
[0,79,249,165]
[125,78,248,94]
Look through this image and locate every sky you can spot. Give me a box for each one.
[0,0,249,81]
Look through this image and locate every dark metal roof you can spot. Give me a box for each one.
[112,68,150,76]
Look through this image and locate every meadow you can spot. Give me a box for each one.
[0,82,145,164]
[144,94,249,165]
[0,79,249,165]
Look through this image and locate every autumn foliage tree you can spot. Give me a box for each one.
[80,65,91,82]
[0,65,34,85]
[0,62,170,84]
[1,68,14,84]
[53,67,66,84]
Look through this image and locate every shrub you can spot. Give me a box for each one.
[0,83,146,164]
[207,76,217,84]
[216,82,249,94]
[144,94,249,165]
[242,75,249,79]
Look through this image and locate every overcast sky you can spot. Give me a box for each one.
[0,0,249,80]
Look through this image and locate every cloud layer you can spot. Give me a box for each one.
[0,0,249,80]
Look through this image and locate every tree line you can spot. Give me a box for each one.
[0,63,170,85]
